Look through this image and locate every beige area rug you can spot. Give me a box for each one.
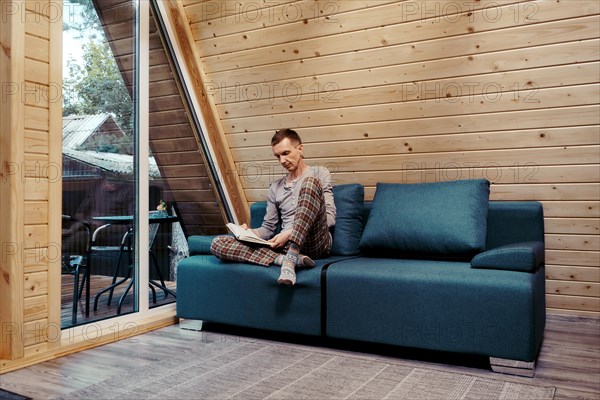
[55,332,555,400]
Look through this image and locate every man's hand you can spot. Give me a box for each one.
[269,229,292,249]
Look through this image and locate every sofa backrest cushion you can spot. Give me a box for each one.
[359,179,490,258]
[249,184,365,256]
[330,183,365,256]
[250,202,269,230]
[188,235,218,255]
[486,201,545,248]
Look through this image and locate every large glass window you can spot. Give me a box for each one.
[61,0,183,329]
[59,0,236,328]
[61,0,138,328]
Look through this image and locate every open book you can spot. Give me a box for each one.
[226,223,272,246]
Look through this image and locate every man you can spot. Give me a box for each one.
[211,128,336,286]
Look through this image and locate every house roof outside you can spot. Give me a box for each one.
[63,113,119,150]
[63,113,160,178]
[63,147,161,178]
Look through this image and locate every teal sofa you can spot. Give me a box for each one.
[177,180,546,375]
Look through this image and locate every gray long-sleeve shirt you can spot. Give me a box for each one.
[255,166,336,240]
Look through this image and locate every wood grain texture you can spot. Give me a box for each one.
[0,314,598,400]
[182,0,600,315]
[1,0,27,360]
[161,0,250,224]
[46,0,62,352]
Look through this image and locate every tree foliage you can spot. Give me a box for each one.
[62,0,134,154]
[63,0,101,38]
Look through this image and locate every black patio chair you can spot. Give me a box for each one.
[61,215,92,326]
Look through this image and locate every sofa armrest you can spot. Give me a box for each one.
[188,235,224,256]
[471,241,544,272]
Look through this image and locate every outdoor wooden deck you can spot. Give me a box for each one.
[60,274,177,329]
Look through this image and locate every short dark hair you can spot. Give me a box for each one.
[271,128,302,147]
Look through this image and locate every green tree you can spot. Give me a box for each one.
[62,56,85,116]
[63,0,101,39]
[62,0,134,154]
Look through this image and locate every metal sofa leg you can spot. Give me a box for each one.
[179,319,204,331]
[489,357,536,377]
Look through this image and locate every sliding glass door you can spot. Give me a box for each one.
[61,0,209,329]
[61,0,138,328]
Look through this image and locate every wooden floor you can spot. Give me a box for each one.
[61,274,177,328]
[0,314,598,400]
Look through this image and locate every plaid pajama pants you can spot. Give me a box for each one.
[210,177,332,267]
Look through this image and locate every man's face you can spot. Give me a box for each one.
[272,137,303,173]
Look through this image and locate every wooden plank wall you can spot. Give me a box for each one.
[181,0,600,316]
[0,0,62,359]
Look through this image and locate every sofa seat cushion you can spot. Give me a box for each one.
[177,255,349,336]
[325,257,545,361]
[359,179,490,258]
[471,241,545,272]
